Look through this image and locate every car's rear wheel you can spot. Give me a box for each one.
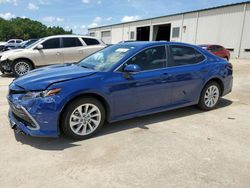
[198,82,221,110]
[12,59,33,77]
[61,97,105,139]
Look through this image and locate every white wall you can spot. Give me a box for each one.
[181,13,198,44]
[195,4,245,57]
[240,4,250,58]
[89,3,250,58]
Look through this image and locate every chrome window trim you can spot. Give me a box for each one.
[167,44,207,68]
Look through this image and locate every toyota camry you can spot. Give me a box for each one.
[7,42,233,139]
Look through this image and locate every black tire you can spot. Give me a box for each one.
[12,59,33,77]
[61,97,106,140]
[198,81,221,111]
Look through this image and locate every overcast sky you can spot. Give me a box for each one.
[0,0,247,34]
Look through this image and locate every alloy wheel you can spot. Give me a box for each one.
[14,61,31,76]
[204,85,220,108]
[69,103,101,136]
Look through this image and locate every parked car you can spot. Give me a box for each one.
[0,39,39,52]
[15,39,39,49]
[199,44,230,60]
[5,39,23,49]
[0,35,106,76]
[7,42,233,139]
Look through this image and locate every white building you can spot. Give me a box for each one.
[88,1,250,58]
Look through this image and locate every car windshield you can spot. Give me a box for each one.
[26,38,43,49]
[22,40,38,48]
[78,45,136,71]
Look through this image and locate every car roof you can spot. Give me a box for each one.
[118,41,200,49]
[45,34,99,39]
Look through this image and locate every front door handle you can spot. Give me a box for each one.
[161,73,172,79]
[56,52,61,56]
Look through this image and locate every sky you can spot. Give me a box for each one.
[0,0,248,34]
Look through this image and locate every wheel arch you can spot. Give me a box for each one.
[58,92,111,131]
[13,57,35,69]
[203,77,224,96]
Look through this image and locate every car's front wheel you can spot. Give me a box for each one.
[12,59,33,77]
[198,82,221,110]
[61,97,105,139]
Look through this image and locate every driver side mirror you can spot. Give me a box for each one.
[36,44,43,50]
[123,64,141,79]
[123,64,141,73]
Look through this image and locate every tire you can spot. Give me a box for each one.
[198,81,221,111]
[61,97,106,140]
[12,59,33,77]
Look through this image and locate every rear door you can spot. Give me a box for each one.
[167,45,207,105]
[34,37,63,66]
[61,37,84,63]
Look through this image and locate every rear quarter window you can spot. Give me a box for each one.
[169,45,205,67]
[82,38,100,46]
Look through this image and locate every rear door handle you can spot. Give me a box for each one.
[200,68,208,73]
[56,52,61,56]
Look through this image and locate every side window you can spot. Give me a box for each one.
[42,38,60,49]
[209,46,217,52]
[16,40,22,43]
[126,46,167,71]
[82,38,100,46]
[62,37,82,48]
[169,45,205,67]
[216,45,224,51]
[8,40,15,43]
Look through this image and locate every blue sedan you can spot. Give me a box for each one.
[7,42,233,139]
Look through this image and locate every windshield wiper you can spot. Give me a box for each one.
[80,65,93,70]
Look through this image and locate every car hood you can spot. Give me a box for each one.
[0,49,25,57]
[13,64,97,91]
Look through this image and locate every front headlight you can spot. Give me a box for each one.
[21,88,61,100]
[0,55,7,61]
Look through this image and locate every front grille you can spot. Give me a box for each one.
[9,89,27,95]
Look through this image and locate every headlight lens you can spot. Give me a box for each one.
[22,88,61,100]
[0,55,7,61]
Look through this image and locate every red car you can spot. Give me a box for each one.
[200,44,230,61]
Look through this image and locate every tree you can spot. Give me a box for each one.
[0,17,72,41]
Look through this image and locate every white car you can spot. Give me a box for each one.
[5,39,23,49]
[0,35,106,76]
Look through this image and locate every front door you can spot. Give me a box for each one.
[34,38,63,66]
[109,45,172,119]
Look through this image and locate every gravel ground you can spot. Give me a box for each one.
[0,59,250,188]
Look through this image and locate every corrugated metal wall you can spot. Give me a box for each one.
[89,2,250,58]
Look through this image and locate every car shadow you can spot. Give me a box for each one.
[0,73,15,78]
[14,98,233,151]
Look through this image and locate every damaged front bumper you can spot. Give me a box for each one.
[7,92,61,137]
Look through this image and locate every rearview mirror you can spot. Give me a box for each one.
[36,44,43,50]
[124,64,141,73]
